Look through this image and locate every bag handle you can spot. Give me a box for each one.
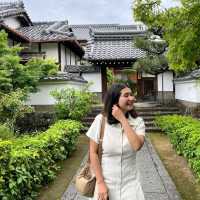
[98,115,105,164]
[87,115,106,164]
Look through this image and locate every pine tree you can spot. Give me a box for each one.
[133,0,200,74]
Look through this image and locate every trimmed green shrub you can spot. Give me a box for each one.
[0,119,82,199]
[50,85,94,121]
[155,115,200,181]
[0,124,14,140]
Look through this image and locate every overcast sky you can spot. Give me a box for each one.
[19,0,180,24]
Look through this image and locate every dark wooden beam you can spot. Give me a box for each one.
[38,43,41,53]
[58,42,61,70]
[101,66,107,101]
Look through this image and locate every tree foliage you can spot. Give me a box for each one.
[50,84,95,121]
[0,90,33,130]
[133,0,200,74]
[0,30,58,93]
[133,33,168,74]
[0,30,58,129]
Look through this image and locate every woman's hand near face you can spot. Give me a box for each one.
[98,181,109,200]
[112,105,126,123]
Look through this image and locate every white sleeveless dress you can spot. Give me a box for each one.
[86,114,146,200]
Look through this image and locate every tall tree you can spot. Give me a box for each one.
[133,32,168,74]
[133,0,200,74]
[0,30,58,129]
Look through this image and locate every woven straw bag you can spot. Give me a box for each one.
[75,116,105,197]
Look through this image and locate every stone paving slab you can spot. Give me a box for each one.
[62,137,182,200]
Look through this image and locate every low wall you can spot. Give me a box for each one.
[176,99,200,117]
[157,91,175,105]
[16,112,56,133]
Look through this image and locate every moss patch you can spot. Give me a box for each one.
[149,133,200,200]
[37,134,89,200]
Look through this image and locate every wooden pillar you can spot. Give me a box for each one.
[58,42,61,71]
[101,66,107,101]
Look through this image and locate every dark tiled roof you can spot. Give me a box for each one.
[17,21,84,56]
[84,28,146,61]
[174,69,200,82]
[42,72,87,83]
[0,22,29,41]
[64,65,100,73]
[17,21,74,42]
[69,24,120,41]
[0,1,32,25]
[69,24,146,41]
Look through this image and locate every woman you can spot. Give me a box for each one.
[86,83,146,200]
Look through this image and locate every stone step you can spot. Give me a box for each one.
[83,113,179,123]
[82,126,161,133]
[85,111,180,119]
[82,104,180,134]
[146,127,162,133]
[135,107,179,111]
[143,116,156,121]
[138,111,181,116]
[145,121,156,126]
[89,108,180,115]
[83,120,156,128]
[85,112,181,119]
[90,106,179,112]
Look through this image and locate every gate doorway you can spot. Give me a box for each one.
[137,78,156,101]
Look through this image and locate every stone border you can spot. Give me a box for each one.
[145,137,182,200]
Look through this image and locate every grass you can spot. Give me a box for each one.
[149,133,200,200]
[37,134,89,200]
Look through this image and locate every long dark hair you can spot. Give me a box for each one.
[103,83,137,124]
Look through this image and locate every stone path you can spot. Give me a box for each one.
[61,137,182,200]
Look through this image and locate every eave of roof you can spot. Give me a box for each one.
[85,38,146,61]
[69,23,146,41]
[42,72,87,83]
[0,23,29,42]
[17,21,85,56]
[174,68,200,82]
[64,64,100,73]
[0,1,32,26]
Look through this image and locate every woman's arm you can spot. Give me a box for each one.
[120,117,144,151]
[89,139,108,199]
[89,139,104,184]
[112,105,144,151]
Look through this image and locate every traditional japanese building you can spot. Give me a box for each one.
[66,24,156,100]
[17,21,84,69]
[0,1,165,104]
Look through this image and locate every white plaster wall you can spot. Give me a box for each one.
[71,51,76,65]
[142,72,155,77]
[175,80,200,103]
[61,44,66,71]
[157,71,174,91]
[76,55,81,65]
[41,43,58,62]
[3,17,21,29]
[26,81,85,105]
[66,48,70,65]
[21,43,39,52]
[82,73,102,92]
[29,43,39,52]
[8,38,13,47]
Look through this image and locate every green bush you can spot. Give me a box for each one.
[0,124,14,140]
[0,90,33,131]
[0,119,82,199]
[51,85,94,121]
[155,115,200,181]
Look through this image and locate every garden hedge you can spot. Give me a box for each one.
[155,115,200,180]
[0,120,82,199]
